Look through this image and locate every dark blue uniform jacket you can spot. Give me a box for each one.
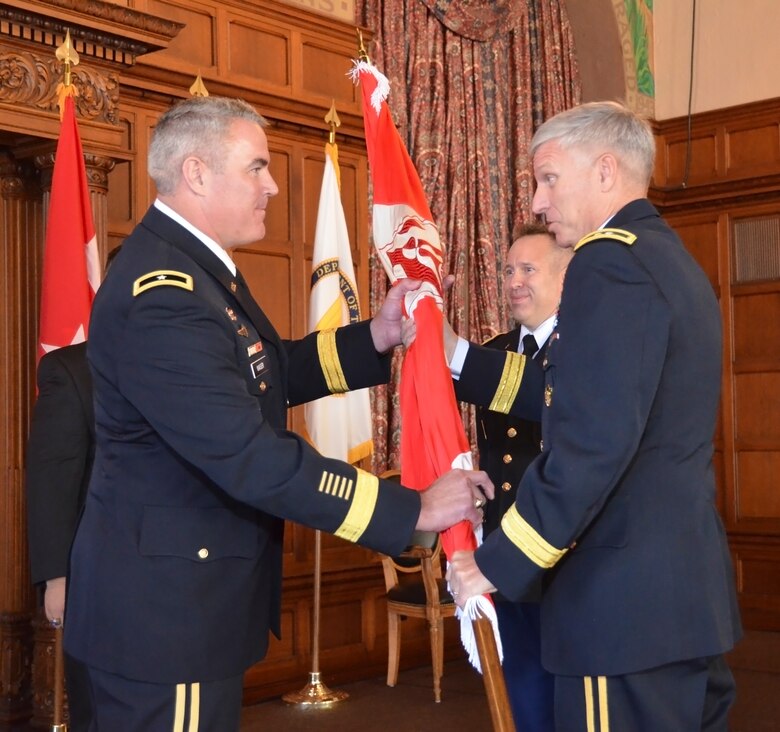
[65,206,419,683]
[474,199,742,676]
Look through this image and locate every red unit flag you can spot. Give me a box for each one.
[351,59,501,670]
[38,94,100,359]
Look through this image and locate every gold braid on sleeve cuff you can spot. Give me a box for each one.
[488,351,526,414]
[500,505,567,568]
[317,328,349,394]
[333,469,378,543]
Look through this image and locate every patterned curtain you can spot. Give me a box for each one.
[359,0,581,473]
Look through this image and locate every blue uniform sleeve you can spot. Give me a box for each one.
[455,343,545,422]
[26,352,92,583]
[284,320,391,407]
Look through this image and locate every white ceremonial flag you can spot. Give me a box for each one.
[305,141,373,463]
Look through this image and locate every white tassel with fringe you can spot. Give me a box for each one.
[348,59,390,114]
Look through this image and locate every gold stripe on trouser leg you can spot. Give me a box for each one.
[188,683,200,732]
[584,677,595,732]
[597,676,609,731]
[173,683,186,732]
[583,676,609,732]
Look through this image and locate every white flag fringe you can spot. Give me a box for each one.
[448,522,503,673]
[348,60,390,114]
[457,596,503,674]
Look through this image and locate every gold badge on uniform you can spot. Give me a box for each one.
[544,384,553,407]
[237,325,249,337]
[225,307,237,321]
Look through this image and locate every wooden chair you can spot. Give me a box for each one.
[379,470,457,702]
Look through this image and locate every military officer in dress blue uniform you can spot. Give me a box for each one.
[63,96,492,732]
[26,246,121,732]
[27,341,95,731]
[447,102,741,731]
[447,224,571,731]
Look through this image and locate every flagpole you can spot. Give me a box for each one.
[282,101,349,708]
[473,617,513,731]
[51,619,67,732]
[282,528,347,706]
[352,40,511,730]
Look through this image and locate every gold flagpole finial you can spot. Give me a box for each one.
[189,73,209,97]
[55,29,80,117]
[325,100,341,146]
[356,28,370,63]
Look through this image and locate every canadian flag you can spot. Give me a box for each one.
[38,94,100,359]
[351,59,501,670]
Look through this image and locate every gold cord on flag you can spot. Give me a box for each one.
[55,29,79,119]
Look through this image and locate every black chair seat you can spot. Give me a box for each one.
[387,578,454,606]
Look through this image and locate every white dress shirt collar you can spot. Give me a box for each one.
[518,313,557,355]
[154,199,236,276]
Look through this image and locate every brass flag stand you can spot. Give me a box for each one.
[282,102,348,708]
[282,529,348,706]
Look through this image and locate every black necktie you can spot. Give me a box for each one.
[522,333,539,357]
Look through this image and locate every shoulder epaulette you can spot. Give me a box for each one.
[133,270,194,297]
[574,227,637,252]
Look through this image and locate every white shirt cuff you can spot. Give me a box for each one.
[449,337,470,380]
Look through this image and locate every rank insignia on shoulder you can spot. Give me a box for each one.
[133,270,193,296]
[574,227,637,252]
[544,384,553,407]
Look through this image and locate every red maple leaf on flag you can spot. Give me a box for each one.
[38,94,100,360]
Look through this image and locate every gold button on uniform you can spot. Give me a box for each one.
[502,454,512,464]
[259,381,267,392]
[506,427,517,438]
[502,482,512,492]
[197,548,209,559]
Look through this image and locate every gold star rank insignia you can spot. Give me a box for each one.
[133,270,193,296]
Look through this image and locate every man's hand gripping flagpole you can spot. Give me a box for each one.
[350,56,508,692]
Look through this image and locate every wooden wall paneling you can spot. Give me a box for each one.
[223,9,293,91]
[106,104,141,252]
[297,30,362,106]
[131,0,366,138]
[655,123,721,189]
[724,115,780,181]
[0,155,42,724]
[654,98,780,631]
[143,0,218,72]
[731,539,780,631]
